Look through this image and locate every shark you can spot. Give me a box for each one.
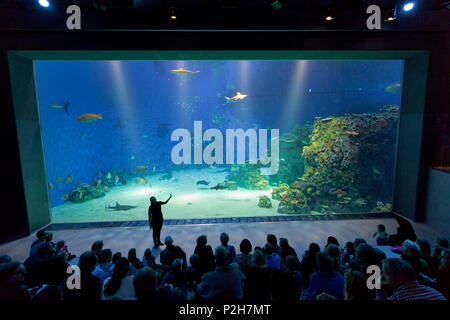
[105,202,137,211]
[225,92,248,101]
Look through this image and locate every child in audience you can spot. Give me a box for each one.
[373,224,389,245]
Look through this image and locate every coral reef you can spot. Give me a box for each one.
[257,195,272,208]
[277,105,399,214]
[67,183,105,203]
[226,163,270,190]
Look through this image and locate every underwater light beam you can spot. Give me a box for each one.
[284,60,308,129]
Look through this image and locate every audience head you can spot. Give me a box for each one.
[286,255,299,271]
[112,252,122,265]
[44,232,53,243]
[326,236,340,248]
[251,249,268,268]
[316,252,333,273]
[415,239,431,258]
[197,235,207,248]
[381,258,416,293]
[133,267,158,300]
[325,243,340,259]
[97,249,112,264]
[91,240,104,253]
[434,236,449,257]
[307,243,320,256]
[401,240,422,261]
[279,238,288,248]
[52,252,67,264]
[239,239,252,255]
[377,224,386,233]
[171,259,183,273]
[35,229,48,240]
[215,246,229,266]
[374,248,387,268]
[128,248,137,262]
[264,243,274,255]
[78,251,98,273]
[104,257,130,297]
[37,242,54,259]
[189,254,200,269]
[354,238,367,250]
[345,270,372,300]
[345,241,355,253]
[220,232,230,246]
[144,249,152,259]
[164,235,174,246]
[0,262,26,286]
[440,249,450,268]
[355,243,377,272]
[267,234,278,247]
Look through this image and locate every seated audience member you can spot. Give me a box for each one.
[127,248,143,276]
[63,251,102,300]
[179,266,198,300]
[373,224,389,245]
[56,240,76,261]
[142,249,156,268]
[92,249,113,281]
[194,235,216,275]
[344,270,373,300]
[91,240,104,255]
[110,252,122,273]
[388,215,417,246]
[436,249,450,299]
[266,234,281,255]
[401,240,431,284]
[32,285,62,301]
[163,259,184,287]
[374,248,387,269]
[279,238,298,262]
[342,242,355,264]
[300,243,321,289]
[302,252,345,300]
[216,232,236,264]
[271,255,303,301]
[24,242,55,287]
[325,243,345,274]
[29,229,48,255]
[349,243,377,275]
[197,246,246,300]
[189,254,202,284]
[430,236,449,277]
[416,238,437,278]
[235,239,253,275]
[244,249,272,301]
[0,262,31,300]
[133,267,185,301]
[160,235,187,269]
[264,243,281,271]
[50,252,71,285]
[379,258,446,300]
[103,257,135,300]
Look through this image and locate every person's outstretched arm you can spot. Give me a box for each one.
[161,193,173,205]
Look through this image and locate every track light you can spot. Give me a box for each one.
[402,2,415,12]
[385,4,398,21]
[38,0,49,7]
[169,6,177,20]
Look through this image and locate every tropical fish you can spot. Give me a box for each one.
[105,202,137,211]
[49,101,70,115]
[61,194,69,201]
[196,180,210,186]
[115,176,119,185]
[143,135,149,138]
[97,171,102,178]
[353,199,367,206]
[48,182,53,189]
[385,82,401,94]
[225,92,248,101]
[345,131,360,136]
[210,165,217,169]
[113,117,122,128]
[153,166,156,172]
[186,174,190,177]
[56,176,61,182]
[169,68,199,75]
[135,177,146,184]
[134,166,148,172]
[210,184,227,190]
[301,140,309,145]
[77,113,102,122]
[321,117,333,122]
[65,175,73,184]
[106,172,112,180]
[131,155,135,160]
[291,200,299,204]
[373,167,381,175]
[322,205,329,208]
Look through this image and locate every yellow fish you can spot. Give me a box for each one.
[56,176,61,182]
[186,174,190,177]
[169,68,199,75]
[77,113,102,122]
[225,92,248,101]
[385,82,401,94]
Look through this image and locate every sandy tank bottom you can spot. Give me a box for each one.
[51,168,287,223]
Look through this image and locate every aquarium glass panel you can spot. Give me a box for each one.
[34,60,403,223]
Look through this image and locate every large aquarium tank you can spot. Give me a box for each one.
[34,60,403,223]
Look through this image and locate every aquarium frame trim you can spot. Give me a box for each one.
[7,49,429,232]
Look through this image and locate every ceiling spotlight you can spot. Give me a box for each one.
[385,4,398,21]
[402,2,415,12]
[325,15,335,21]
[169,6,177,20]
[38,0,49,7]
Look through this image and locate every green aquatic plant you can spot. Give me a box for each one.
[257,195,272,208]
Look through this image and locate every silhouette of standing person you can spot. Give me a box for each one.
[149,193,172,248]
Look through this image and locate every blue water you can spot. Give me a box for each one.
[34,59,403,216]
